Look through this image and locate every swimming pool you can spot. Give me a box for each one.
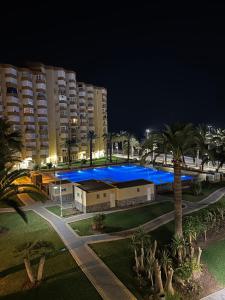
[56,165,192,185]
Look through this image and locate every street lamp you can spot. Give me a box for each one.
[53,180,63,217]
[145,128,150,139]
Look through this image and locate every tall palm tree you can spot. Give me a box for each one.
[161,123,195,238]
[64,137,77,167]
[87,130,96,166]
[0,118,22,169]
[103,132,118,162]
[0,169,41,222]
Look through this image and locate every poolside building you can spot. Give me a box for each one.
[49,178,155,213]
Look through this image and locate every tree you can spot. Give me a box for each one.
[0,118,22,169]
[0,169,44,222]
[64,137,77,167]
[103,132,118,162]
[87,130,96,166]
[123,137,140,158]
[161,123,195,237]
[15,240,55,285]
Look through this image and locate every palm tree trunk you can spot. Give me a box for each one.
[24,258,35,284]
[127,138,130,163]
[37,256,46,281]
[90,138,93,166]
[109,136,112,163]
[174,161,183,238]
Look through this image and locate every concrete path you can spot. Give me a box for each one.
[33,206,136,300]
[201,288,225,300]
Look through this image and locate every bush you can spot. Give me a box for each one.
[81,159,87,165]
[191,181,202,196]
[92,213,106,231]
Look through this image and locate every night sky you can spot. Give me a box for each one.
[1,1,225,137]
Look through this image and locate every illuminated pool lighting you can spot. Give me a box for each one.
[56,165,192,185]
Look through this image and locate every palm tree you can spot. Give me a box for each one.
[0,118,22,169]
[161,123,195,238]
[123,137,140,158]
[103,132,118,162]
[87,130,96,166]
[64,137,77,167]
[0,169,41,222]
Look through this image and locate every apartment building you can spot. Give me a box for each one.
[0,63,108,167]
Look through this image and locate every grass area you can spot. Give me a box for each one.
[90,196,225,299]
[47,205,79,217]
[165,181,225,202]
[54,156,129,169]
[70,201,174,236]
[202,239,225,285]
[0,211,101,300]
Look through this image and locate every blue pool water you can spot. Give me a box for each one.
[56,165,192,185]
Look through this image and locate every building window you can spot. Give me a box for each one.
[77,193,80,197]
[7,87,17,95]
[103,193,107,197]
[96,194,100,199]
[137,188,140,192]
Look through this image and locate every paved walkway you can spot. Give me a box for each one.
[201,288,225,300]
[33,206,136,300]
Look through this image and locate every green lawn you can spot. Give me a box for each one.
[0,211,101,300]
[70,201,174,236]
[165,181,225,202]
[202,239,225,285]
[47,205,79,218]
[53,156,128,170]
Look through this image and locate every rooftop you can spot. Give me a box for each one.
[77,180,114,192]
[112,179,153,189]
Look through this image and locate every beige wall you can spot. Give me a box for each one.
[86,188,116,206]
[116,184,154,201]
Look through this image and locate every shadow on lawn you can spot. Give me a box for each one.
[0,250,69,278]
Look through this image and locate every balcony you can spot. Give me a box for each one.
[36,82,46,90]
[6,106,19,113]
[25,125,35,132]
[23,99,34,106]
[25,133,36,140]
[60,132,68,139]
[5,77,17,85]
[5,67,17,76]
[8,115,20,123]
[58,79,66,86]
[21,80,32,88]
[38,117,48,124]
[22,89,33,97]
[37,108,48,116]
[24,116,35,123]
[37,99,47,107]
[6,95,19,105]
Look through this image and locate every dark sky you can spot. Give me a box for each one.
[1,1,225,137]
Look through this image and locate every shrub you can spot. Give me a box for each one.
[191,181,202,196]
[92,213,106,231]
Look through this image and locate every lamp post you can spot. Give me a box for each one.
[53,180,63,217]
[59,180,63,218]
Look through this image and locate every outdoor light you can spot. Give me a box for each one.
[53,182,63,217]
